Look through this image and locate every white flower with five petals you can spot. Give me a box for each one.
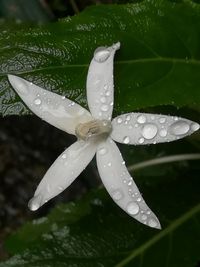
[8,42,199,229]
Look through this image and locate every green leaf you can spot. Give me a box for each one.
[1,0,200,115]
[1,165,200,267]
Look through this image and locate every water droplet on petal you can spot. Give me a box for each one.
[159,117,166,124]
[61,153,67,159]
[117,117,122,124]
[34,98,41,105]
[108,162,112,167]
[28,195,41,211]
[137,115,146,124]
[191,122,200,132]
[159,129,167,137]
[128,180,132,186]
[105,90,111,96]
[142,123,158,139]
[112,190,123,201]
[123,136,130,144]
[101,104,109,112]
[141,214,147,220]
[98,147,107,155]
[127,202,140,215]
[100,97,106,103]
[170,121,190,136]
[126,115,131,121]
[138,137,145,144]
[148,218,158,228]
[94,47,110,63]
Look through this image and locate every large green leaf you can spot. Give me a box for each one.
[1,0,200,116]
[1,162,200,267]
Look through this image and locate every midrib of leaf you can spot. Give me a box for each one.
[115,203,200,267]
[1,57,200,77]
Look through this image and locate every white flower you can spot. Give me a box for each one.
[8,42,199,229]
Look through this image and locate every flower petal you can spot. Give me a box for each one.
[8,75,92,135]
[86,42,120,120]
[111,112,199,145]
[28,140,97,211]
[96,138,161,229]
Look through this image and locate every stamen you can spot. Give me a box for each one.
[75,119,112,140]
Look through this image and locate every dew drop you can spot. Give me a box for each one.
[108,162,112,167]
[100,97,106,103]
[126,115,131,121]
[159,117,166,124]
[148,218,158,228]
[104,84,108,90]
[127,202,140,215]
[101,104,109,112]
[191,122,200,132]
[117,117,122,124]
[105,90,111,96]
[137,197,141,202]
[159,129,167,137]
[28,195,41,211]
[94,47,110,63]
[34,98,41,105]
[61,153,67,159]
[112,190,123,201]
[138,137,144,144]
[141,214,147,221]
[170,121,190,136]
[142,123,158,139]
[123,136,130,144]
[128,180,132,186]
[137,115,146,124]
[98,147,107,155]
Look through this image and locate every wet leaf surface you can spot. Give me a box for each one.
[1,0,200,115]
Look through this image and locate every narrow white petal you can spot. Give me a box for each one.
[86,42,120,120]
[96,138,161,229]
[8,75,92,135]
[111,112,199,145]
[28,140,97,211]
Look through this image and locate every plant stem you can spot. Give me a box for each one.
[69,0,79,14]
[128,153,200,172]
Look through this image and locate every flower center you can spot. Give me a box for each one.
[75,119,112,141]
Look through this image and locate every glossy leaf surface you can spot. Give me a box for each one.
[1,0,200,115]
